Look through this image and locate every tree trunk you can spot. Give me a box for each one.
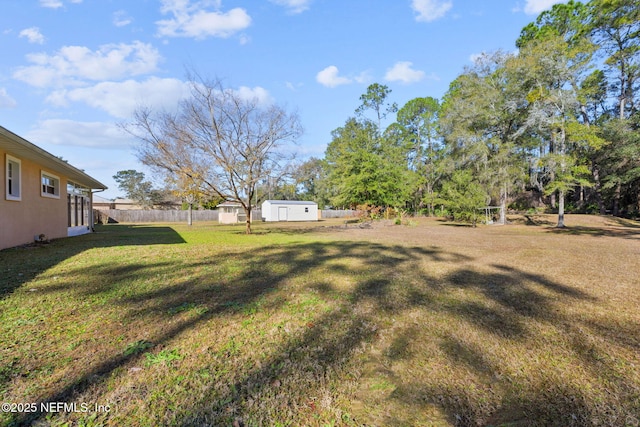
[578,185,585,211]
[556,190,565,228]
[244,206,252,234]
[549,168,557,208]
[613,181,621,217]
[426,183,434,217]
[187,203,193,226]
[499,185,507,225]
[591,161,606,215]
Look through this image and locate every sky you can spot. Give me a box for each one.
[0,0,569,199]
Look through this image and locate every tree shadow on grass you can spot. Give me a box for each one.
[383,263,639,426]
[0,225,185,300]
[606,216,640,229]
[171,251,609,426]
[4,236,475,426]
[2,226,639,426]
[547,225,640,239]
[0,227,184,399]
[511,214,640,239]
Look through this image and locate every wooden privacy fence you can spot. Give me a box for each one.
[96,209,221,223]
[95,208,358,223]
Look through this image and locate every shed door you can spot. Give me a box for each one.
[278,206,288,221]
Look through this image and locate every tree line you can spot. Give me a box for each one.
[295,0,639,226]
[124,0,638,232]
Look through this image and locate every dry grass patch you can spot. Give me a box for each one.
[0,215,639,426]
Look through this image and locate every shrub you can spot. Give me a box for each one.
[440,170,488,227]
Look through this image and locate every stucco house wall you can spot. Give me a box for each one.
[0,126,107,250]
[1,151,68,248]
[217,202,244,224]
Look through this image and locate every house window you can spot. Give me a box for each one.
[6,155,21,201]
[41,171,60,198]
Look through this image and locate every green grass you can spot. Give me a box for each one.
[0,217,639,426]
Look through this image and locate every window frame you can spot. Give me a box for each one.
[5,154,22,201]
[41,171,61,199]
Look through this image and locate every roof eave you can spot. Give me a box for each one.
[0,125,108,190]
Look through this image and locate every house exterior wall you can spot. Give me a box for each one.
[261,201,318,222]
[218,203,246,224]
[1,150,69,249]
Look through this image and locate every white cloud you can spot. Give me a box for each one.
[234,86,273,104]
[411,0,452,22]
[384,61,425,84]
[19,27,45,44]
[269,0,312,14]
[523,0,568,15]
[354,71,373,85]
[316,65,352,88]
[46,77,190,118]
[285,81,304,91]
[39,0,63,8]
[45,77,271,119]
[39,0,82,8]
[113,10,133,27]
[0,88,17,108]
[157,0,251,39]
[26,120,132,148]
[13,41,162,88]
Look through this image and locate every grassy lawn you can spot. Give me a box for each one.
[1,215,639,426]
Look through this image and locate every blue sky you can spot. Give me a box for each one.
[1,0,568,199]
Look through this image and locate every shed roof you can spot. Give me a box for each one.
[263,200,317,206]
[0,125,107,190]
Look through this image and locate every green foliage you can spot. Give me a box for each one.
[355,83,398,129]
[324,117,411,208]
[144,349,184,367]
[314,1,640,219]
[440,170,488,226]
[167,302,208,316]
[440,51,528,224]
[123,340,154,357]
[199,197,224,210]
[516,0,590,48]
[113,170,163,208]
[291,157,330,206]
[567,121,607,150]
[394,97,446,214]
[600,119,640,187]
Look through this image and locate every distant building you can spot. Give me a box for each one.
[217,202,246,224]
[1,125,107,250]
[92,196,182,211]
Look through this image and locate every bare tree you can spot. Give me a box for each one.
[123,75,303,233]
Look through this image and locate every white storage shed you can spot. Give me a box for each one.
[261,200,318,222]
